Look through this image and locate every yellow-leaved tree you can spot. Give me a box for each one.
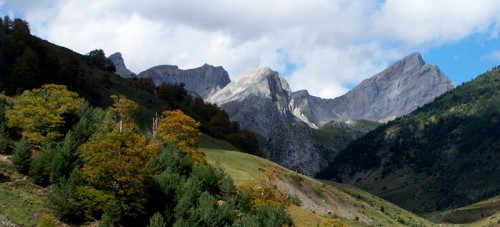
[157,109,203,161]
[7,84,84,144]
[78,95,157,217]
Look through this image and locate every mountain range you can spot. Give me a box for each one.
[317,66,500,213]
[3,18,499,226]
[111,52,455,176]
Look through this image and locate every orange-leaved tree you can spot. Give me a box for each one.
[157,109,203,161]
[78,95,157,218]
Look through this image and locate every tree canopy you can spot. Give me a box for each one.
[157,109,202,154]
[78,95,157,217]
[6,84,84,144]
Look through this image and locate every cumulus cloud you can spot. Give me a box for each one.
[5,0,500,98]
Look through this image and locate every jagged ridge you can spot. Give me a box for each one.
[138,64,230,99]
[207,53,455,175]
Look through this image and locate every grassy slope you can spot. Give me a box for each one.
[1,136,497,227]
[0,155,51,226]
[200,138,438,227]
[424,195,500,225]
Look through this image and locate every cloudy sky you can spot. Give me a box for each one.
[2,0,500,98]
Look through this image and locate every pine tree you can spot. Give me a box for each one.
[147,213,166,227]
[99,199,122,227]
[12,138,31,174]
[0,98,11,153]
[49,168,82,222]
[29,139,57,185]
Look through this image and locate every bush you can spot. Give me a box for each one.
[235,205,293,227]
[38,213,57,227]
[286,194,302,206]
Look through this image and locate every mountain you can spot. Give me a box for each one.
[317,66,500,213]
[108,52,135,78]
[207,53,454,175]
[138,64,230,99]
[289,53,456,127]
[207,67,323,175]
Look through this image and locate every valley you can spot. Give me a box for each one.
[0,16,499,226]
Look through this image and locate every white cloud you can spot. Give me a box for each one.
[7,0,500,98]
[483,50,500,61]
[375,0,500,45]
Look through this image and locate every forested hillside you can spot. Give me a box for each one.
[0,84,293,226]
[0,16,279,226]
[0,16,260,157]
[318,66,500,213]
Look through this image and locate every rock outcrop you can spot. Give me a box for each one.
[139,64,230,99]
[207,67,322,175]
[207,52,455,175]
[289,52,456,127]
[108,52,135,78]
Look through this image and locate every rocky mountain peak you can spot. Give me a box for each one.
[206,53,455,175]
[138,64,230,99]
[290,52,456,126]
[207,67,291,104]
[404,52,425,67]
[108,52,135,78]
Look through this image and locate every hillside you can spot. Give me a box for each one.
[200,139,437,227]
[318,66,500,213]
[424,195,500,225]
[206,53,454,176]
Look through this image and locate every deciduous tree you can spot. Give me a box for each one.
[78,96,156,218]
[157,110,201,155]
[6,84,84,144]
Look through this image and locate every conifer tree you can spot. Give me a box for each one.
[147,213,166,227]
[0,98,11,153]
[12,138,31,174]
[49,168,82,222]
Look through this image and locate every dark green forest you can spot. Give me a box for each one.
[0,16,285,226]
[318,66,500,213]
[0,16,260,157]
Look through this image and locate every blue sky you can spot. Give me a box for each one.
[424,34,500,85]
[2,0,500,98]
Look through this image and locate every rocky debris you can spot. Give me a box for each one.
[0,214,18,227]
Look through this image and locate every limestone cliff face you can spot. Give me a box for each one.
[289,52,456,126]
[139,64,230,99]
[207,67,321,175]
[108,52,135,78]
[206,53,455,175]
